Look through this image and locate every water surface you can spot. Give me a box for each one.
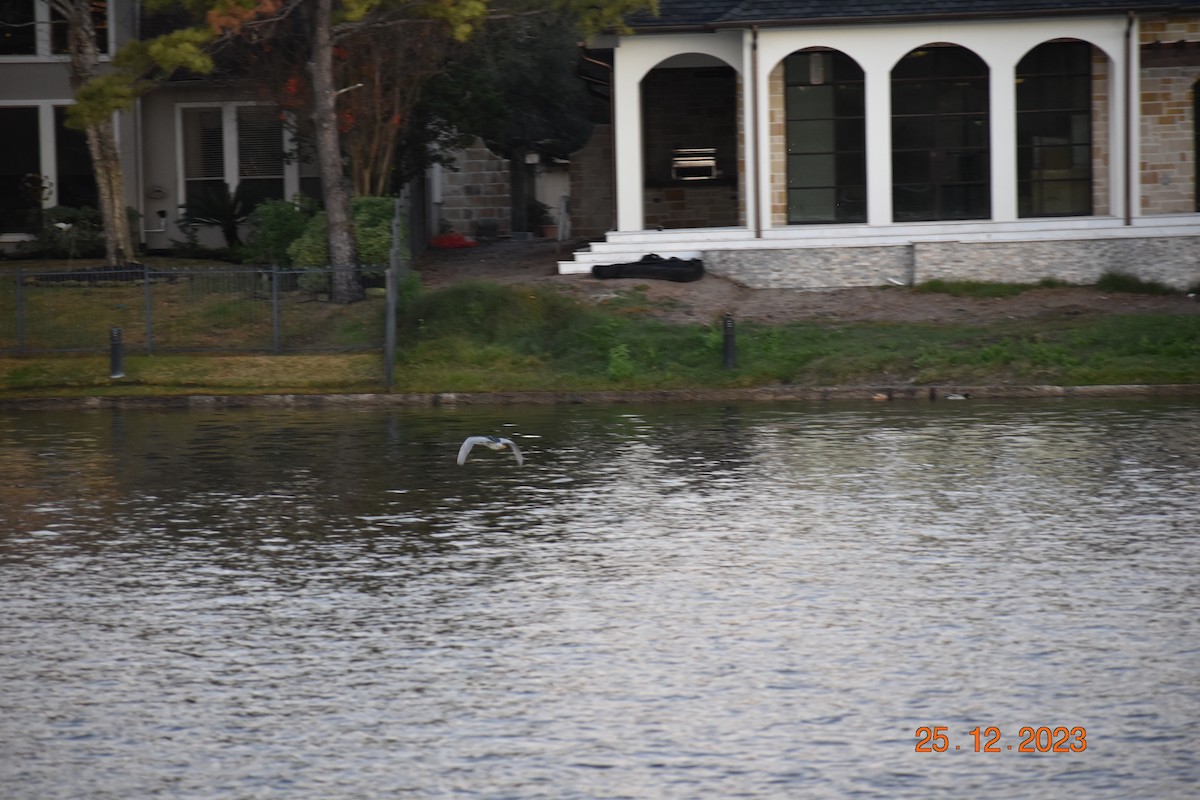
[2,399,1197,798]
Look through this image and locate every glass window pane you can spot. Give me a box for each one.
[835,153,866,186]
[0,0,36,54]
[893,118,935,150]
[182,108,224,180]
[788,154,835,188]
[54,107,97,209]
[835,187,867,222]
[237,178,284,208]
[893,184,935,221]
[892,81,936,115]
[833,83,864,116]
[785,49,865,224]
[787,120,834,154]
[940,150,988,183]
[51,0,108,55]
[893,151,931,184]
[787,85,834,120]
[1016,42,1093,217]
[0,107,40,233]
[788,187,837,223]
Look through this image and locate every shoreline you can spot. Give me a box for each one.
[4,383,1200,411]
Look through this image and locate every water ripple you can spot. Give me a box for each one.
[1,399,1198,798]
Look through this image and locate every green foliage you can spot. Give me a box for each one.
[288,196,401,269]
[243,198,318,267]
[179,183,255,249]
[914,279,1048,298]
[15,207,107,259]
[353,197,398,267]
[67,11,213,129]
[1094,271,1180,295]
[393,282,1200,391]
[606,343,636,381]
[288,214,330,269]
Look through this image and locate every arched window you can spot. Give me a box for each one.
[1017,41,1093,217]
[892,45,990,221]
[784,49,866,223]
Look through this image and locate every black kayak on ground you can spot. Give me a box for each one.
[591,254,704,283]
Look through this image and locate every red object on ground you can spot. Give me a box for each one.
[430,232,478,249]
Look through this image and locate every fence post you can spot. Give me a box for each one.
[722,313,737,369]
[143,263,154,354]
[109,327,125,378]
[15,268,26,355]
[272,265,282,354]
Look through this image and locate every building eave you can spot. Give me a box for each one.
[625,5,1194,34]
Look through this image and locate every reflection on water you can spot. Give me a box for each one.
[1,399,1198,799]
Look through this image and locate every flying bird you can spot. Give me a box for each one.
[457,435,524,466]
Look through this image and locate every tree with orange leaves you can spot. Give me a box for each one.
[201,0,656,303]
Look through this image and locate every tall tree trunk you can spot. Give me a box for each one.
[311,0,362,303]
[60,0,135,267]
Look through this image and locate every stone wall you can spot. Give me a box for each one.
[439,139,511,237]
[1139,15,1200,215]
[706,237,1200,290]
[569,124,615,239]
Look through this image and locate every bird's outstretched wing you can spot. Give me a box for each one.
[502,438,524,466]
[457,436,488,465]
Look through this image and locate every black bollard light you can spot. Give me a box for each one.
[109,327,125,379]
[722,313,736,370]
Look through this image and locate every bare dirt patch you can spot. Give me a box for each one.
[413,238,1200,325]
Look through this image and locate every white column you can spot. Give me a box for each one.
[1118,15,1140,221]
[744,28,762,235]
[864,64,892,225]
[990,61,1018,221]
[612,51,644,232]
[38,104,58,207]
[222,105,239,189]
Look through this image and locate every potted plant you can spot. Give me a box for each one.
[528,199,557,239]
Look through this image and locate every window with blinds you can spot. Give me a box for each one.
[180,104,285,209]
[181,107,227,208]
[236,106,285,207]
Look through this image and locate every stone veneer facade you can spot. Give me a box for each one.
[438,139,512,237]
[1139,15,1200,214]
[707,236,1200,290]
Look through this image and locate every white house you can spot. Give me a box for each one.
[560,0,1200,290]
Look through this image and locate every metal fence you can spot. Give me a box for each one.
[0,264,389,355]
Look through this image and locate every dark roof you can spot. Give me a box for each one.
[631,1,1200,29]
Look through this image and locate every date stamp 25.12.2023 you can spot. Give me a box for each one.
[915,725,1087,753]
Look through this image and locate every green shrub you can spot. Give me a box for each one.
[15,206,106,259]
[1094,271,1179,295]
[287,196,401,270]
[242,197,316,267]
[915,279,1030,298]
[179,183,254,248]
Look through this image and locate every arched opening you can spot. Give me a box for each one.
[783,48,866,224]
[640,55,739,229]
[891,44,990,221]
[1016,40,1095,217]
